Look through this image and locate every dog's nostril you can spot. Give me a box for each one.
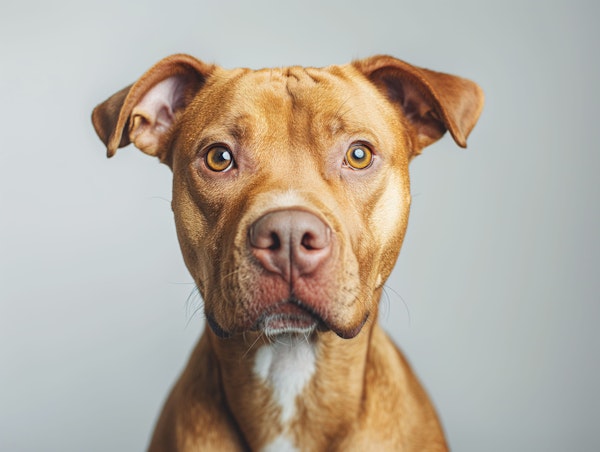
[269,232,281,250]
[301,232,316,250]
[301,227,330,251]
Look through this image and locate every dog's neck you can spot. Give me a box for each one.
[209,324,374,451]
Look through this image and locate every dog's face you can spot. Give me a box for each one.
[171,66,412,339]
[92,55,483,340]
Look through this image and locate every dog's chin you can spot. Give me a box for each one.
[257,312,319,339]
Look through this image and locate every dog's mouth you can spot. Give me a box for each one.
[253,300,322,338]
[205,299,321,339]
[206,297,369,340]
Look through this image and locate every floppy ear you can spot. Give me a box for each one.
[91,54,215,164]
[353,55,484,155]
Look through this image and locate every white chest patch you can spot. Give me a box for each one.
[253,334,316,450]
[261,435,299,452]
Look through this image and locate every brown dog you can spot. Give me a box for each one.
[92,54,483,451]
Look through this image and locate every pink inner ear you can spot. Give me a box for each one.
[129,76,185,156]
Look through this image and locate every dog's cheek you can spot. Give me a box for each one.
[174,203,242,332]
[170,177,214,288]
[173,210,209,287]
[369,174,406,237]
[366,172,411,287]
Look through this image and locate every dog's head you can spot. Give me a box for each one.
[92,55,483,340]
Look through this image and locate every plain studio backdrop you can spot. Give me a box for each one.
[1,0,598,451]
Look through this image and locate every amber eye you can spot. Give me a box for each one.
[205,145,234,172]
[345,144,374,170]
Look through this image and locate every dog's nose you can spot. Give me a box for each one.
[249,210,332,282]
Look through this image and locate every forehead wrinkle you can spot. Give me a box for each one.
[227,113,260,143]
[211,66,390,159]
[301,94,383,151]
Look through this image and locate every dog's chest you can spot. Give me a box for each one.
[252,336,316,450]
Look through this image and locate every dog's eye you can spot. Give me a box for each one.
[344,144,373,170]
[205,146,234,172]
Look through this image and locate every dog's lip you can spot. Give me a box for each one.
[253,301,321,336]
[254,299,370,339]
[206,298,370,340]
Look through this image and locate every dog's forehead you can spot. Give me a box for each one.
[232,64,368,103]
[196,64,394,141]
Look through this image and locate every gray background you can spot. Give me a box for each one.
[1,0,598,451]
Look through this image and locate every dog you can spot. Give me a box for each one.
[92,54,483,451]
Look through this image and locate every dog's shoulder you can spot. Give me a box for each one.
[148,335,248,451]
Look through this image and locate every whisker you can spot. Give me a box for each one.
[185,286,204,327]
[382,284,412,327]
[220,268,241,284]
[242,331,265,360]
[148,195,172,204]
[303,329,316,346]
[380,285,392,321]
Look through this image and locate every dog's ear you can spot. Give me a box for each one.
[354,55,484,155]
[91,54,215,164]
